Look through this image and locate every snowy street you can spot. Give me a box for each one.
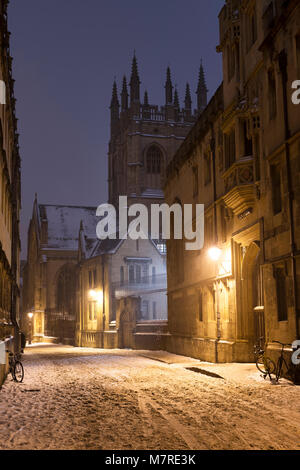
[0,344,300,450]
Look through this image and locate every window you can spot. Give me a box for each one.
[247,9,257,50]
[129,265,135,284]
[93,269,97,287]
[274,267,288,322]
[268,69,277,120]
[192,166,199,196]
[136,265,142,284]
[146,145,161,174]
[271,164,282,215]
[88,271,92,289]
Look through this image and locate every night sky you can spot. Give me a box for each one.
[8,0,224,256]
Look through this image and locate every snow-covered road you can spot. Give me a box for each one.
[0,344,300,450]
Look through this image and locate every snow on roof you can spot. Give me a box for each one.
[39,204,98,251]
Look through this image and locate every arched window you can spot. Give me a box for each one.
[145,145,163,189]
[56,264,77,317]
[146,146,162,174]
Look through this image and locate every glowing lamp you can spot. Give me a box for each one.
[208,246,222,261]
[27,312,34,319]
[89,289,103,303]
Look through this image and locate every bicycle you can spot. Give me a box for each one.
[7,351,24,383]
[254,337,276,380]
[270,340,297,384]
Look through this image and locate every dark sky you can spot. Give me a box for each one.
[8,0,224,257]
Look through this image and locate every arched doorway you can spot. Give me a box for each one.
[241,242,264,348]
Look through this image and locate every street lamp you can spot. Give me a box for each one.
[27,312,33,345]
[208,246,222,262]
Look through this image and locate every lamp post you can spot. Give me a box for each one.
[27,312,33,345]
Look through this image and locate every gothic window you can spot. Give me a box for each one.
[56,265,77,318]
[146,145,161,174]
[274,267,288,322]
[145,145,163,189]
[120,266,124,285]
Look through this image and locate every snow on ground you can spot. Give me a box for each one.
[0,344,300,450]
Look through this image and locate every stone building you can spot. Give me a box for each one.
[165,0,300,362]
[75,54,208,350]
[108,54,207,212]
[22,197,98,344]
[0,0,21,384]
[76,223,167,349]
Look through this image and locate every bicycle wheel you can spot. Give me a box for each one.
[256,356,276,376]
[13,361,24,383]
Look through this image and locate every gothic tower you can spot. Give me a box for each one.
[108,54,207,212]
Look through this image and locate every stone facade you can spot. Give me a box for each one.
[165,0,300,362]
[22,198,98,344]
[108,54,207,212]
[0,0,21,384]
[76,226,167,349]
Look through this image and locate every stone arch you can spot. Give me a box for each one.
[240,241,263,344]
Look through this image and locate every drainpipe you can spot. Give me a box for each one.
[211,128,221,362]
[278,49,299,339]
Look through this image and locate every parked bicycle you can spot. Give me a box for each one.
[271,340,296,384]
[254,337,275,380]
[7,351,24,383]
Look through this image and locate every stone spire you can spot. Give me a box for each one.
[174,87,179,109]
[121,75,129,111]
[165,66,173,105]
[184,83,192,112]
[110,80,119,137]
[196,60,208,113]
[129,52,141,105]
[144,90,149,106]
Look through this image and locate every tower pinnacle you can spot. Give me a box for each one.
[129,52,141,105]
[196,60,208,113]
[165,66,173,105]
[121,75,129,111]
[184,83,192,112]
